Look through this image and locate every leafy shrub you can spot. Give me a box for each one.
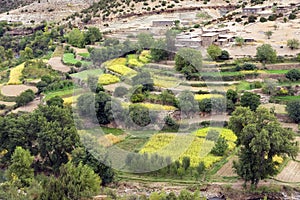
[16,89,35,107]
[286,69,300,81]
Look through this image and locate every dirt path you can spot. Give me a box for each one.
[48,57,70,73]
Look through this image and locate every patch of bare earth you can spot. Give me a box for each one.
[217,156,238,177]
[0,101,15,107]
[1,85,38,97]
[48,57,70,73]
[0,0,90,25]
[11,98,40,113]
[276,161,300,183]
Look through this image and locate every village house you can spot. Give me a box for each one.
[152,20,175,27]
[242,5,268,15]
[201,32,219,46]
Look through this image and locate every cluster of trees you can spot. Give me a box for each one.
[36,75,73,94]
[207,45,230,61]
[175,48,202,80]
[0,146,102,200]
[90,31,176,66]
[0,103,114,188]
[66,27,102,48]
[125,153,206,180]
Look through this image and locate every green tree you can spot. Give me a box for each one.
[226,89,238,103]
[87,75,99,92]
[229,107,298,188]
[218,50,230,60]
[178,190,192,200]
[287,38,300,50]
[20,47,34,60]
[84,27,102,45]
[175,48,202,79]
[286,69,300,81]
[95,92,112,124]
[132,71,154,91]
[178,90,198,117]
[6,147,34,186]
[16,89,35,107]
[129,104,151,127]
[150,39,168,61]
[262,78,277,95]
[165,29,177,53]
[240,92,261,111]
[41,162,101,200]
[46,96,64,107]
[207,44,222,61]
[67,28,85,48]
[182,156,190,171]
[33,105,80,171]
[286,100,300,123]
[210,136,228,156]
[256,44,277,64]
[265,31,273,39]
[77,93,95,116]
[235,37,245,47]
[137,33,154,50]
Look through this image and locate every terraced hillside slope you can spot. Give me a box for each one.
[0,0,35,14]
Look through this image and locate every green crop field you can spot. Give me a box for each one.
[71,69,103,80]
[63,53,92,66]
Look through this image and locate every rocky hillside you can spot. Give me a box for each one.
[0,0,35,14]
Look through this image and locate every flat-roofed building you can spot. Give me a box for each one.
[243,5,267,15]
[152,20,175,27]
[201,32,219,46]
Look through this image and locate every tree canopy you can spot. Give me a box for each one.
[229,107,298,188]
[256,44,277,64]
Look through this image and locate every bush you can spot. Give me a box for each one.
[242,63,257,70]
[286,100,300,123]
[16,89,35,107]
[286,69,300,81]
[75,61,82,68]
[260,17,267,23]
[248,15,257,23]
[289,13,297,20]
[114,86,128,97]
[240,92,260,111]
[210,136,228,156]
[218,50,230,60]
[268,14,277,21]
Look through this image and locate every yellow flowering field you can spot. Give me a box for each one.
[98,74,120,85]
[139,50,152,63]
[107,64,137,76]
[194,94,225,101]
[122,102,177,111]
[8,62,25,85]
[140,133,223,167]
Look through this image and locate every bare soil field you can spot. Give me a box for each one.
[276,161,300,183]
[216,156,238,177]
[48,57,70,73]
[1,85,38,97]
[0,101,15,107]
[224,19,300,57]
[11,98,40,113]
